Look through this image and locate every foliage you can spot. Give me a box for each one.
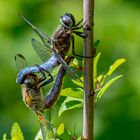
[2,0,138,139]
[4,122,78,140]
[2,122,24,140]
[59,97,83,117]
[2,52,125,140]
[59,52,125,116]
[3,51,125,139]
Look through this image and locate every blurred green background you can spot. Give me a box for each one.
[0,0,140,139]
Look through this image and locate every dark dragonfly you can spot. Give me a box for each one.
[17,13,87,84]
[15,54,72,139]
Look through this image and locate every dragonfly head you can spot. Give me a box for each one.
[21,74,38,88]
[60,13,75,28]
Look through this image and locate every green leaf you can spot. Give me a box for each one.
[106,58,126,77]
[63,73,83,89]
[2,134,7,140]
[93,40,100,48]
[11,122,24,140]
[96,74,103,83]
[95,75,123,102]
[56,123,71,140]
[35,124,55,140]
[51,64,61,76]
[95,74,104,92]
[77,136,82,140]
[94,52,101,80]
[35,129,43,140]
[71,58,79,66]
[59,97,83,116]
[71,78,84,88]
[57,123,65,136]
[61,88,83,98]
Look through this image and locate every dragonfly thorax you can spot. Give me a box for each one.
[51,26,72,57]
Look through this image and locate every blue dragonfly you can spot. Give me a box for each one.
[16,13,88,84]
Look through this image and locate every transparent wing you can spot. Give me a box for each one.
[20,14,83,83]
[15,54,28,71]
[19,14,52,50]
[39,122,54,139]
[54,52,83,83]
[32,40,82,83]
[31,38,52,62]
[36,112,55,139]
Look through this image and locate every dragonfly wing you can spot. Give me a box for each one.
[54,52,83,83]
[15,54,28,71]
[37,112,55,139]
[40,122,47,140]
[31,38,53,62]
[39,122,55,140]
[20,14,52,50]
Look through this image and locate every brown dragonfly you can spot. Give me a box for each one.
[15,54,72,139]
[17,13,88,84]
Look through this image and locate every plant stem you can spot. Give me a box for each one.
[83,0,95,139]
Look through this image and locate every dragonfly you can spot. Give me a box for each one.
[15,54,54,139]
[16,13,88,84]
[15,54,72,139]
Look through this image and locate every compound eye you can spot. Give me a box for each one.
[23,75,36,87]
[60,14,74,28]
[24,78,34,85]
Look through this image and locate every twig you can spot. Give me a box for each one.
[82,0,95,139]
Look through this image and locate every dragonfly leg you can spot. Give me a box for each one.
[73,19,83,28]
[40,77,53,87]
[40,70,53,87]
[36,65,46,82]
[35,65,53,87]
[73,19,87,30]
[71,35,95,58]
[73,31,88,38]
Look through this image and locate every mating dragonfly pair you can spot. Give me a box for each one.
[15,13,91,139]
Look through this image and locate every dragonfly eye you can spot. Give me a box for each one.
[22,74,37,87]
[60,13,75,28]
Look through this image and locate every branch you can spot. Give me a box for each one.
[82,0,95,139]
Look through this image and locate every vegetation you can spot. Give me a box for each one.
[0,0,139,139]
